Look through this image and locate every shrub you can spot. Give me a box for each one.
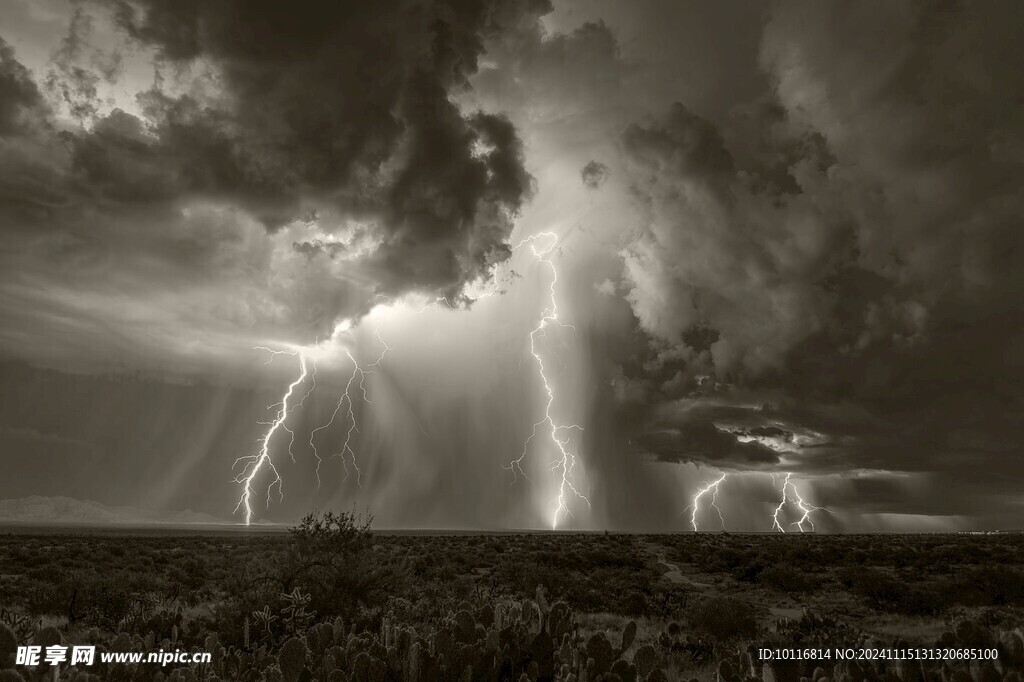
[849,568,941,615]
[758,565,819,593]
[686,596,757,640]
[277,509,408,620]
[938,566,1024,606]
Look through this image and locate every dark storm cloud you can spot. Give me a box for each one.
[638,420,779,468]
[100,0,535,228]
[0,0,543,351]
[0,37,45,135]
[620,0,1024,487]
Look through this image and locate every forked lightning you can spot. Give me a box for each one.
[771,472,828,532]
[309,334,391,487]
[233,349,308,526]
[233,333,389,526]
[687,473,727,531]
[685,471,827,532]
[503,232,590,529]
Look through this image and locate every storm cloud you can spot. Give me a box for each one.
[0,0,1022,530]
[0,0,541,363]
[620,0,1024,499]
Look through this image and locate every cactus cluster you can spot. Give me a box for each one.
[0,611,34,643]
[177,596,649,681]
[711,612,1024,682]
[0,591,661,681]
[0,624,17,670]
[4,592,1024,682]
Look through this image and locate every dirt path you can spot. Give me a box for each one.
[656,554,686,583]
[641,539,715,591]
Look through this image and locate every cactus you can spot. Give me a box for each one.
[999,630,1024,664]
[453,610,475,643]
[35,625,63,649]
[352,651,371,680]
[166,669,199,682]
[478,603,494,628]
[211,643,226,675]
[329,617,343,644]
[309,623,333,654]
[618,621,636,654]
[611,658,637,682]
[586,633,615,676]
[557,636,572,666]
[486,628,500,652]
[535,586,550,616]
[550,602,571,641]
[633,644,659,678]
[279,636,309,682]
[968,660,1000,682]
[406,640,420,681]
[0,623,17,668]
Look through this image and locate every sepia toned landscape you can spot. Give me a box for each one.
[2,0,1024,680]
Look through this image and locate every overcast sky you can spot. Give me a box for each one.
[0,0,1021,531]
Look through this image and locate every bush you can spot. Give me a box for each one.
[686,596,757,640]
[848,568,940,615]
[276,509,409,620]
[938,566,1024,606]
[758,565,819,593]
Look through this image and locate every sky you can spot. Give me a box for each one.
[0,0,1022,531]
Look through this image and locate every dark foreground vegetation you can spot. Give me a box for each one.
[1,517,1024,681]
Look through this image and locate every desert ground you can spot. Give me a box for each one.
[1,515,1022,681]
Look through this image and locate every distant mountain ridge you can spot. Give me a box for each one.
[0,495,229,525]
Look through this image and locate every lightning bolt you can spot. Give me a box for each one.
[281,358,317,463]
[236,330,390,526]
[770,473,789,532]
[788,476,828,532]
[770,473,828,532]
[233,349,309,526]
[308,331,391,487]
[503,232,590,529]
[686,473,728,531]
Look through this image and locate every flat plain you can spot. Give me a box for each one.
[1,517,1022,681]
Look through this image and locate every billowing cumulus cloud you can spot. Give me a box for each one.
[0,37,45,135]
[620,0,1024,499]
[0,0,541,366]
